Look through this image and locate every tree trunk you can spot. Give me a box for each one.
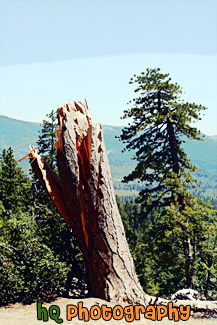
[185,236,195,289]
[29,100,145,304]
[204,234,217,298]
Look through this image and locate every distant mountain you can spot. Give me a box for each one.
[209,135,217,141]
[0,115,217,197]
[0,116,40,169]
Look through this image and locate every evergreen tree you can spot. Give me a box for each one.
[119,68,216,291]
[0,148,69,305]
[33,111,88,297]
[119,68,207,213]
[0,210,69,306]
[0,148,31,212]
[116,197,139,252]
[118,194,217,298]
[31,110,58,205]
[37,110,57,169]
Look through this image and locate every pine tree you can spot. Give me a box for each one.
[119,68,207,213]
[33,111,88,297]
[0,148,31,212]
[37,110,57,169]
[0,148,69,305]
[31,110,58,204]
[0,209,69,306]
[119,68,216,290]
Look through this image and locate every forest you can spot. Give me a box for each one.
[0,68,217,306]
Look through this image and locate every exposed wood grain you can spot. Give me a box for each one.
[29,100,145,304]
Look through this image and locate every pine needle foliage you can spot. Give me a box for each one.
[119,68,207,213]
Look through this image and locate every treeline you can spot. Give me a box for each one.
[113,172,217,208]
[0,147,88,306]
[117,188,217,209]
[118,68,217,300]
[1,68,217,306]
[0,146,216,306]
[0,112,88,306]
[117,198,217,299]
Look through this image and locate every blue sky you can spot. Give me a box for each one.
[0,0,217,135]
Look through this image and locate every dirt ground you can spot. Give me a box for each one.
[0,297,216,325]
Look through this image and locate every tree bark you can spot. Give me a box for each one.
[185,236,195,289]
[205,235,217,298]
[29,100,145,304]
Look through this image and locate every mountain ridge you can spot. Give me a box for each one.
[1,114,217,138]
[0,115,217,199]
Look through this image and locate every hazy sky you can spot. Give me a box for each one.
[0,0,217,135]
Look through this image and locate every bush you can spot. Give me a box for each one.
[0,211,69,306]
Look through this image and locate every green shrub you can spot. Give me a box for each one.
[0,212,69,306]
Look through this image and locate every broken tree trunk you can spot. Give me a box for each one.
[29,100,145,305]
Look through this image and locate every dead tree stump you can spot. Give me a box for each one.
[29,100,145,304]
